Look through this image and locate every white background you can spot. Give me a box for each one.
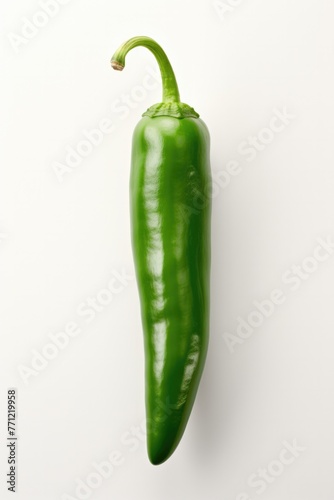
[1,0,334,498]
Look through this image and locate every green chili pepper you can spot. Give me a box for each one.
[111,36,211,465]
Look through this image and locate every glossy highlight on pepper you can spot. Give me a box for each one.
[111,36,211,465]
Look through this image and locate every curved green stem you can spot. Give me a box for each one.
[111,36,180,104]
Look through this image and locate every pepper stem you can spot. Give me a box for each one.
[111,36,180,104]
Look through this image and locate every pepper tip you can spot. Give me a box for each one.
[111,60,124,71]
